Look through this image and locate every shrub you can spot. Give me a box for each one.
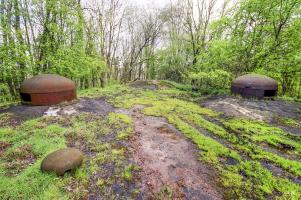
[189,70,232,94]
[0,84,15,106]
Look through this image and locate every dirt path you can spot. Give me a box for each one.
[118,106,223,199]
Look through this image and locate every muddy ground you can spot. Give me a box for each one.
[1,93,301,199]
[117,106,223,199]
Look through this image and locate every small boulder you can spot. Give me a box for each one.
[41,148,83,176]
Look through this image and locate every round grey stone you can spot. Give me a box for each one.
[41,148,83,176]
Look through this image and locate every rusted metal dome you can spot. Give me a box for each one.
[231,74,278,99]
[20,74,76,106]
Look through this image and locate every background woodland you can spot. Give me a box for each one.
[0,0,300,103]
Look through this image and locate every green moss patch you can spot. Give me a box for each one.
[224,118,301,156]
[64,112,139,199]
[0,106,138,199]
[0,118,67,199]
[274,116,301,129]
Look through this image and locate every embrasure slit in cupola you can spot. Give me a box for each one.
[20,93,31,102]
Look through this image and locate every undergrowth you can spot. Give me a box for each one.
[0,118,67,199]
[0,108,138,199]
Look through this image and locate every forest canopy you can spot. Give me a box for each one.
[0,0,301,104]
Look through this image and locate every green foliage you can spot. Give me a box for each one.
[160,80,192,92]
[220,0,301,96]
[222,118,301,176]
[195,40,235,72]
[1,0,301,104]
[275,117,301,128]
[153,0,301,99]
[0,84,15,106]
[189,70,232,94]
[224,118,301,154]
[0,0,107,105]
[109,113,133,140]
[153,41,191,82]
[168,115,240,164]
[78,84,131,98]
[222,161,301,199]
[46,45,107,83]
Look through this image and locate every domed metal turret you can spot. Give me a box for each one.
[231,74,278,99]
[20,74,76,105]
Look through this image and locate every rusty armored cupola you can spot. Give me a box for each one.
[20,74,76,106]
[231,74,278,99]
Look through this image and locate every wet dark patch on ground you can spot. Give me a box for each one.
[0,105,49,122]
[2,144,36,176]
[0,141,11,156]
[74,97,115,116]
[42,98,115,119]
[0,97,115,124]
[0,113,22,128]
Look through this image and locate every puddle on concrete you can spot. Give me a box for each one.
[42,98,114,117]
[44,107,61,117]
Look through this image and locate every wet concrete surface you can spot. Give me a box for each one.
[0,97,115,120]
[202,96,301,136]
[74,97,114,116]
[43,98,115,117]
[0,105,49,121]
[202,96,301,122]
